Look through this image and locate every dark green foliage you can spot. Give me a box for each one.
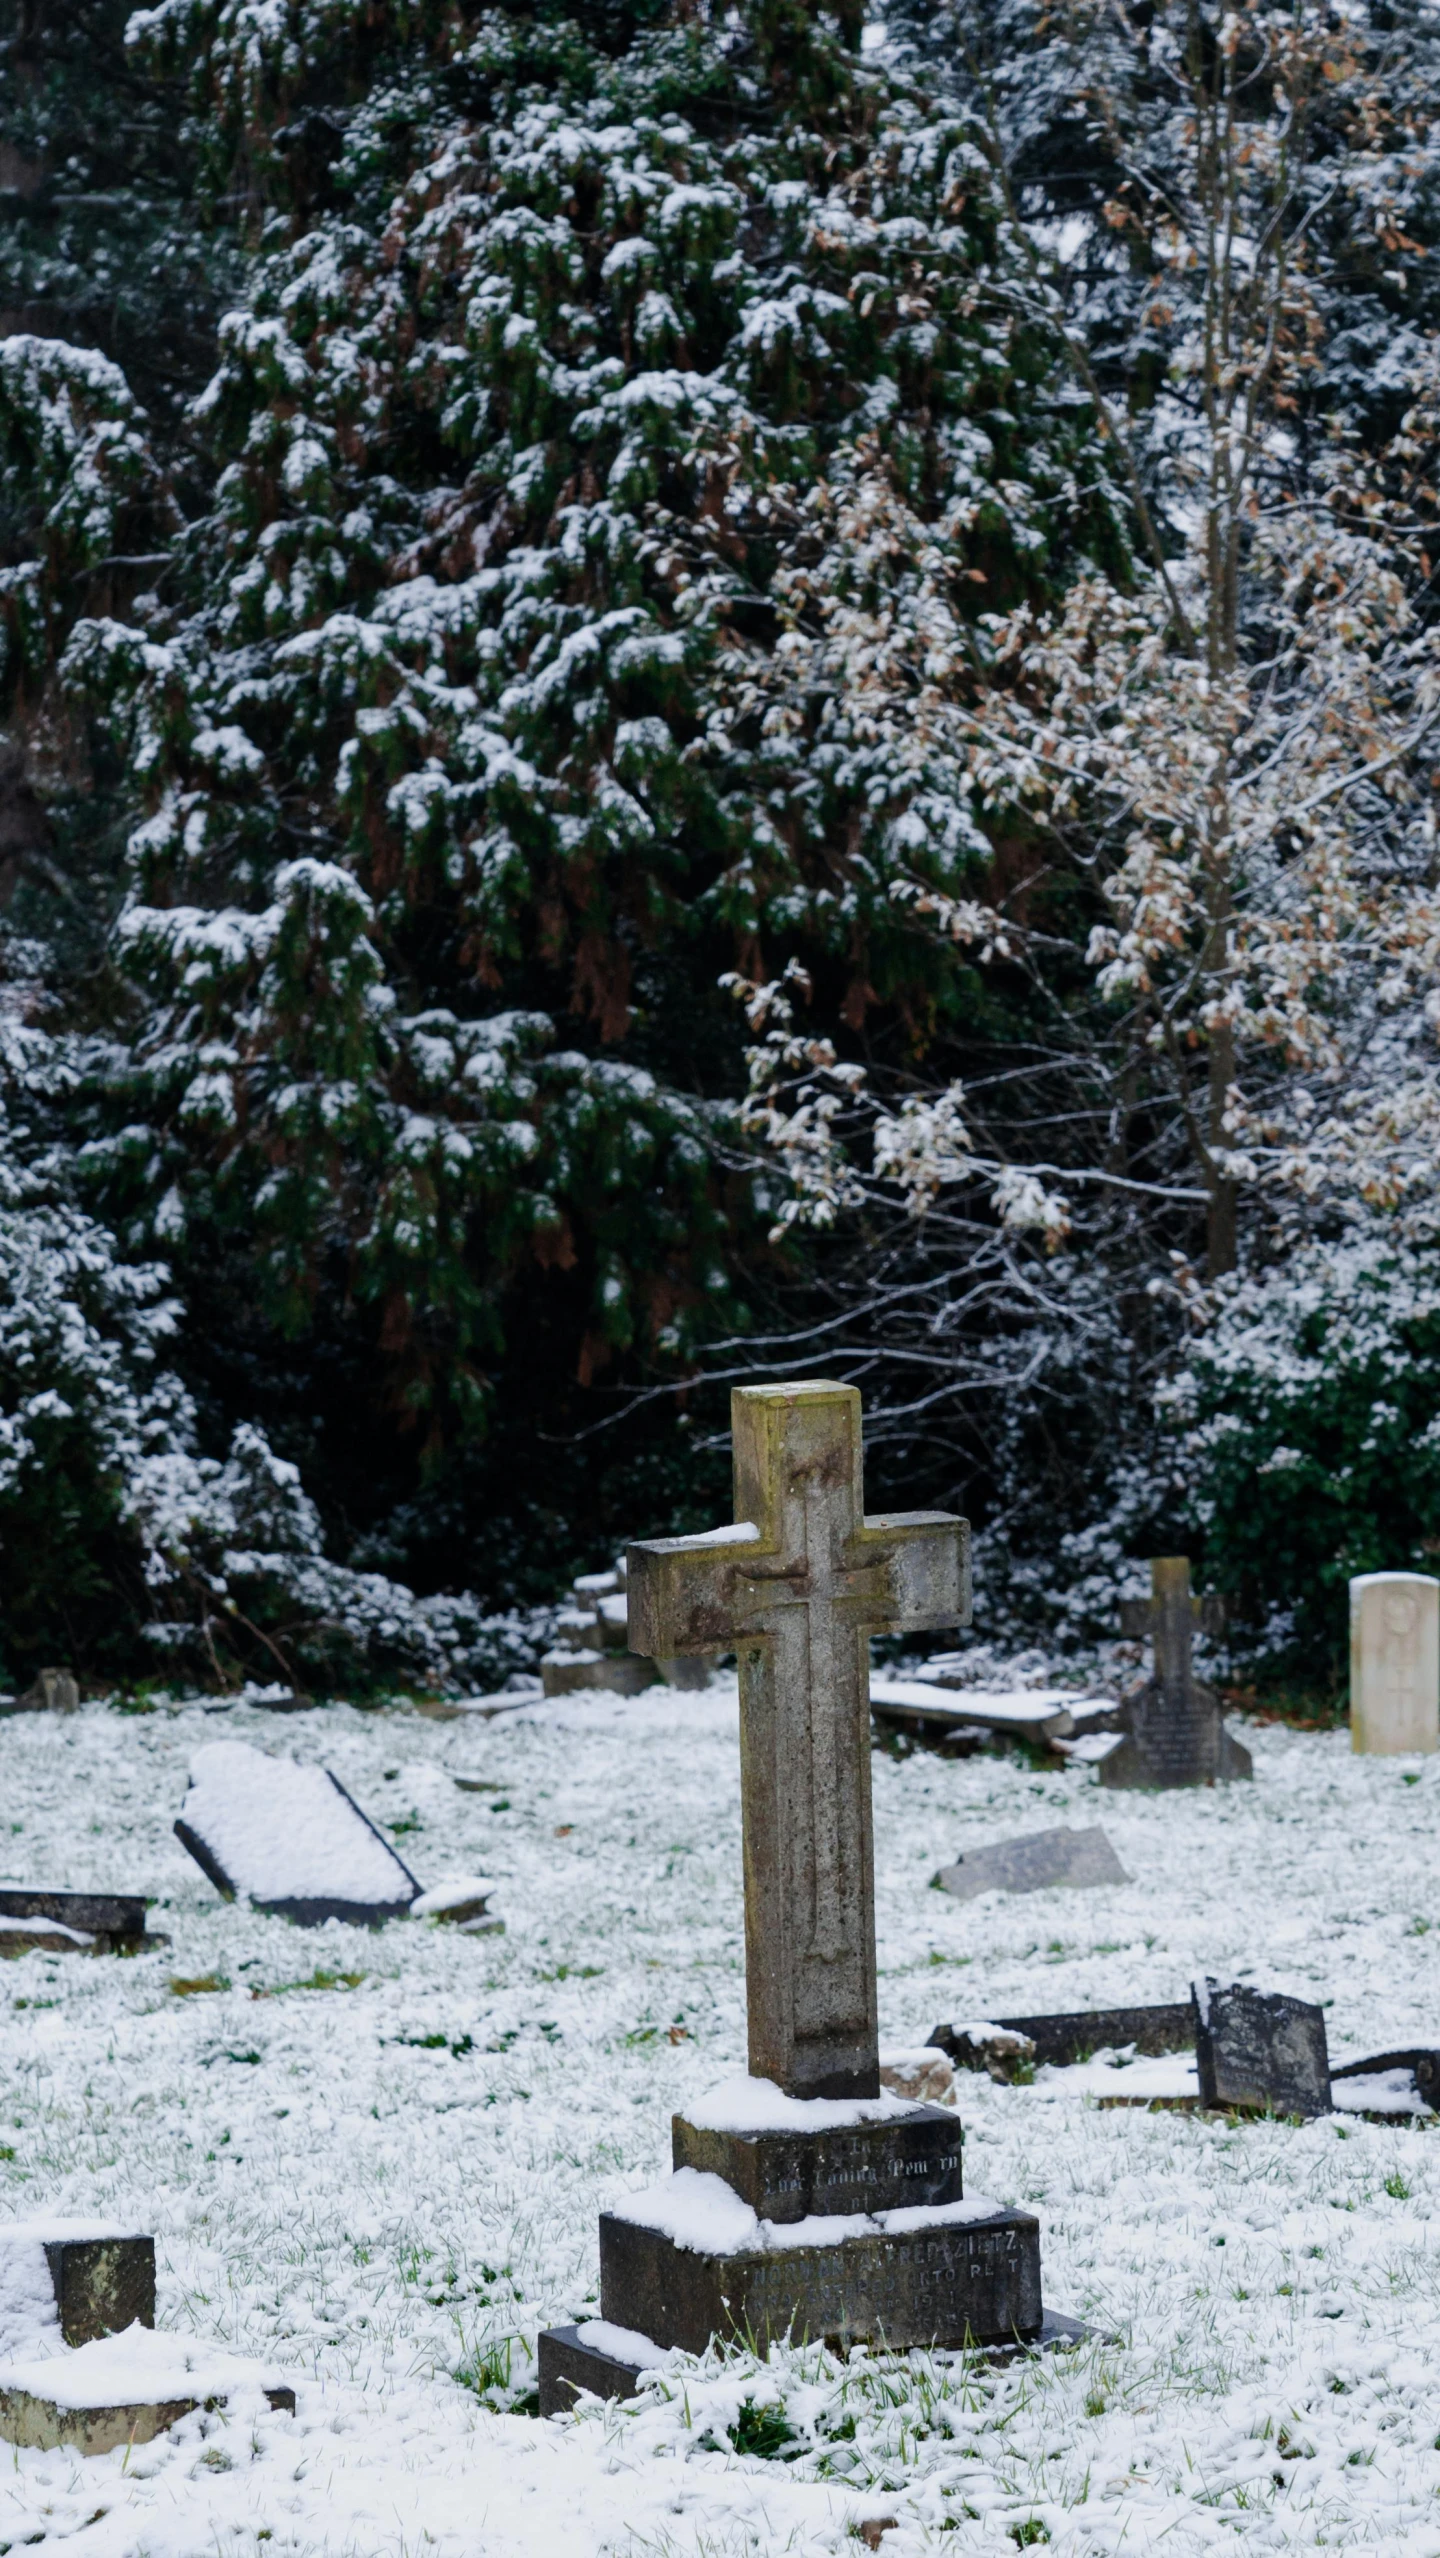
[1175,1238,1440,1681]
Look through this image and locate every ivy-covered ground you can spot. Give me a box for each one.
[3,1685,1440,2555]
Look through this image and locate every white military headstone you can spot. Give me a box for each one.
[1350,1572,1440,1755]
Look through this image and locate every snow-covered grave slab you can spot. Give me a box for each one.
[0,1886,155,1957]
[0,2323,295,2454]
[869,1677,1117,1749]
[175,1740,419,1924]
[932,1824,1130,1901]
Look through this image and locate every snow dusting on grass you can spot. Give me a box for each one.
[2,1687,1440,2553]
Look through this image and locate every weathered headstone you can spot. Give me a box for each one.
[932,1826,1130,1903]
[1099,1557,1251,1789]
[537,1380,1074,2416]
[1191,1977,1331,2118]
[1349,1572,1440,1755]
[175,1741,419,1925]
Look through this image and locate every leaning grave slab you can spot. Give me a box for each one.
[0,2221,294,2452]
[932,1825,1130,1902]
[175,1739,419,1925]
[537,1380,1083,2417]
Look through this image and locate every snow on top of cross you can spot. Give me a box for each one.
[681,2073,915,2134]
[179,1741,416,1907]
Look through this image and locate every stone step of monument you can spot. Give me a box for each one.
[0,1889,158,1957]
[536,2305,1093,2416]
[672,2082,964,2223]
[597,2171,1043,2357]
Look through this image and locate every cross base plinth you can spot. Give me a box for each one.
[671,2100,963,2224]
[1098,1682,1253,1790]
[597,2194,1043,2359]
[537,2305,1093,2415]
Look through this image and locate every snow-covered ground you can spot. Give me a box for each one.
[3,1684,1440,2555]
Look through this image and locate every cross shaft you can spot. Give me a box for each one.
[627,1382,967,2099]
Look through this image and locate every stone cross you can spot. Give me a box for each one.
[626,1381,967,2100]
[1118,1558,1225,1698]
[1103,1555,1251,1788]
[1350,1572,1439,1755]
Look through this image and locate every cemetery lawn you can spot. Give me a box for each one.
[4,1689,1440,2555]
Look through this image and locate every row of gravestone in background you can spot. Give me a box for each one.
[546,1544,1440,1776]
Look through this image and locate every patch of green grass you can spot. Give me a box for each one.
[250,1969,365,1998]
[1384,2169,1412,2201]
[170,1973,230,1996]
[538,1963,602,1982]
[728,2398,801,2461]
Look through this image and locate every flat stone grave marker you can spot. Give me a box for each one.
[1192,1977,1331,2118]
[538,1379,1083,2416]
[1101,1557,1252,1788]
[932,1826,1130,1903]
[0,1888,158,1958]
[933,2002,1195,2072]
[175,1740,419,1925]
[1350,1572,1439,1755]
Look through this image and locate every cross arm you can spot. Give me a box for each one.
[851,1510,970,1635]
[626,1524,762,1659]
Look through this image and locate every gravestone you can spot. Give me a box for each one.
[932,1826,1129,1902]
[935,2003,1195,2072]
[0,1669,79,1718]
[1349,1573,1440,1755]
[1191,1977,1331,2118]
[1099,1557,1252,1789]
[0,1889,156,1958]
[537,1380,1074,2416]
[175,1741,419,1924]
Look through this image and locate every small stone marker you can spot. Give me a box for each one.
[1349,1572,1440,1755]
[175,1740,419,1925]
[539,1380,1081,2415]
[0,2225,155,2350]
[932,1826,1130,1903]
[0,1888,156,1958]
[1191,1977,1331,2118]
[1100,1557,1252,1789]
[0,1669,79,1718]
[409,1874,503,1934]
